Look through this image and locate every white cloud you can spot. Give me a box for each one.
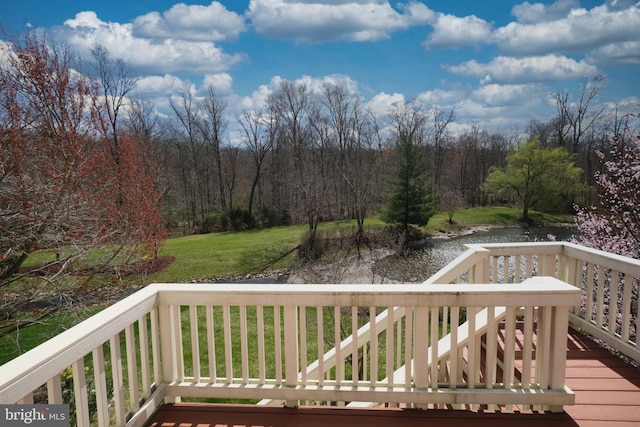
[416,88,466,105]
[132,1,246,42]
[445,54,599,84]
[493,2,640,57]
[423,13,492,49]
[247,0,434,42]
[511,0,579,24]
[471,83,546,107]
[135,74,192,96]
[586,41,640,65]
[367,91,405,117]
[53,11,246,74]
[202,73,234,94]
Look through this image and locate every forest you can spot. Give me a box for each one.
[155,73,625,234]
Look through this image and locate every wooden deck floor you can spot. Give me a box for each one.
[146,328,640,427]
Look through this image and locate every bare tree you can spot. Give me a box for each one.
[171,91,206,225]
[236,108,277,216]
[553,75,606,153]
[198,85,229,211]
[429,106,456,189]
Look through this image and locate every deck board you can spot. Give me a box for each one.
[146,328,640,427]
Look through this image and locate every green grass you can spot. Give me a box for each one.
[425,207,573,233]
[1,207,572,364]
[152,219,387,282]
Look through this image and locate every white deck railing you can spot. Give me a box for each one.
[0,242,637,427]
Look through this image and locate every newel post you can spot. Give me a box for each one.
[158,303,180,403]
[548,305,571,413]
[284,305,299,408]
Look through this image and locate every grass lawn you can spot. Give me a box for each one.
[1,207,572,364]
[152,218,388,283]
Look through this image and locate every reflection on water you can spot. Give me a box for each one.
[378,226,577,282]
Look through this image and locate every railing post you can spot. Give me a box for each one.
[158,304,179,404]
[284,305,299,408]
[549,305,570,413]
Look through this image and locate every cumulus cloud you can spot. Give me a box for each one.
[53,11,246,74]
[247,0,435,42]
[493,2,640,57]
[586,40,640,65]
[471,83,547,107]
[135,74,193,96]
[423,13,493,49]
[511,0,579,24]
[445,54,599,84]
[416,88,466,105]
[202,73,234,93]
[133,1,246,42]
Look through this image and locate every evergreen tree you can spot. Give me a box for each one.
[383,132,436,237]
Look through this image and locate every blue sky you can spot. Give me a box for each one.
[1,0,639,135]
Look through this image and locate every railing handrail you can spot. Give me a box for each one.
[0,286,158,404]
[152,281,579,307]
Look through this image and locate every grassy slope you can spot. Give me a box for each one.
[0,207,572,363]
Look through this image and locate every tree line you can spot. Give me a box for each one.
[156,77,626,233]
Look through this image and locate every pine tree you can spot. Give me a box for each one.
[383,132,436,239]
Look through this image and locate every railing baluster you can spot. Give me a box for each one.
[622,273,632,342]
[586,263,595,322]
[413,306,429,409]
[491,256,499,283]
[334,306,343,386]
[189,305,200,382]
[351,306,358,385]
[284,305,299,408]
[274,306,282,385]
[150,307,161,387]
[206,306,216,382]
[467,306,478,389]
[92,346,109,427]
[596,266,606,328]
[485,306,497,397]
[610,270,620,336]
[110,334,126,426]
[172,305,185,382]
[72,359,90,427]
[386,306,394,387]
[125,323,140,410]
[257,306,265,383]
[369,306,378,387]
[223,305,233,383]
[46,374,63,404]
[240,305,249,383]
[301,306,308,385]
[404,306,413,388]
[635,277,640,348]
[430,307,439,392]
[503,307,517,388]
[449,306,459,390]
[317,306,324,386]
[522,306,534,389]
[138,314,151,398]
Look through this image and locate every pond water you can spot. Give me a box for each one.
[236,225,578,284]
[374,226,577,282]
